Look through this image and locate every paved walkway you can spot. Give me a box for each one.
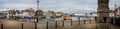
[0,19,120,29]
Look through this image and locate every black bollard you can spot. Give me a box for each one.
[78,17,80,25]
[78,20,80,25]
[46,21,48,29]
[35,22,37,29]
[62,21,64,27]
[1,24,3,29]
[90,19,91,24]
[96,23,97,29]
[55,21,57,28]
[84,20,86,24]
[21,23,23,29]
[71,19,72,26]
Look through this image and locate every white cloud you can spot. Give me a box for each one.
[0,0,119,14]
[1,4,36,10]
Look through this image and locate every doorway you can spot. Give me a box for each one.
[103,17,107,23]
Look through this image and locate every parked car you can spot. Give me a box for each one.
[0,16,6,19]
[36,16,45,20]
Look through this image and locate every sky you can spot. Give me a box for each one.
[0,0,120,14]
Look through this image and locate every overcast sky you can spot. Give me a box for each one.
[0,0,120,14]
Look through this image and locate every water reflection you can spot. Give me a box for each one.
[45,17,95,21]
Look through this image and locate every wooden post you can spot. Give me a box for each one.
[46,21,48,29]
[1,24,3,29]
[78,17,80,25]
[71,19,72,26]
[96,23,97,29]
[55,21,57,28]
[35,22,37,29]
[90,19,91,24]
[62,21,64,27]
[21,23,23,29]
[84,20,86,24]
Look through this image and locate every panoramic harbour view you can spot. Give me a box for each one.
[0,0,120,29]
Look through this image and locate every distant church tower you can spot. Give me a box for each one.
[97,0,110,23]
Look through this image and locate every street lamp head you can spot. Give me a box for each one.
[37,1,39,2]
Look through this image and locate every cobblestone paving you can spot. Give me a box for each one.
[0,19,120,29]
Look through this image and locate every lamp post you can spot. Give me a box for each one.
[114,4,117,17]
[35,0,39,23]
[113,4,117,24]
[37,0,39,10]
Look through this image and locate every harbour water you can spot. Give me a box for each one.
[53,17,95,21]
[18,17,95,21]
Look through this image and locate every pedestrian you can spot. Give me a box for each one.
[27,16,31,22]
[63,15,66,21]
[7,12,13,20]
[94,16,97,23]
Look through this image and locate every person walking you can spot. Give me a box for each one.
[26,16,31,22]
[94,16,97,23]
